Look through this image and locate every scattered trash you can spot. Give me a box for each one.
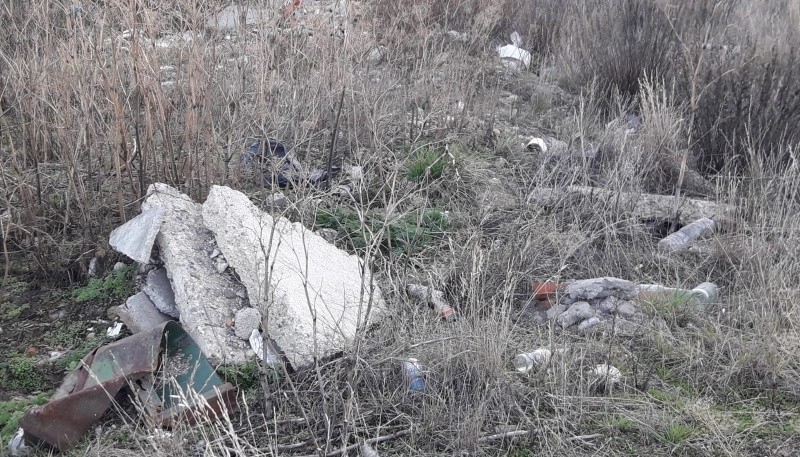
[407,284,456,320]
[248,330,280,365]
[658,217,716,253]
[402,358,426,392]
[21,321,238,451]
[105,322,123,338]
[531,281,564,301]
[513,348,552,373]
[497,32,531,70]
[638,281,719,311]
[8,428,28,456]
[526,137,548,153]
[591,364,622,392]
[242,137,303,188]
[87,257,98,278]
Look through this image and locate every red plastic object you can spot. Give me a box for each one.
[531,281,564,301]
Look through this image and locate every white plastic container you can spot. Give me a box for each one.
[513,348,552,373]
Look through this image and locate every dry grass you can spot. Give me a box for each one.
[2,0,800,456]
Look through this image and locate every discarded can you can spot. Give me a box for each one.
[402,358,426,392]
[690,282,718,310]
[513,348,552,373]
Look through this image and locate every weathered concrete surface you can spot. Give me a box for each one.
[202,185,386,367]
[566,277,638,301]
[112,292,173,334]
[109,207,163,263]
[141,183,249,365]
[143,268,180,319]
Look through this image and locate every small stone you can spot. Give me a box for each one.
[215,259,229,274]
[616,301,637,318]
[578,316,602,332]
[210,248,221,259]
[598,296,617,313]
[235,287,248,299]
[234,307,262,340]
[113,262,126,271]
[266,192,288,210]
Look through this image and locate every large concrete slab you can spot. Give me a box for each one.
[109,207,163,263]
[202,185,386,367]
[141,183,249,365]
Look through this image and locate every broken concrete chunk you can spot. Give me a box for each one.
[658,217,716,253]
[578,316,602,332]
[143,268,179,319]
[615,300,637,318]
[566,277,637,301]
[234,308,262,340]
[109,207,164,263]
[202,185,386,368]
[111,292,172,335]
[141,183,249,365]
[556,301,593,329]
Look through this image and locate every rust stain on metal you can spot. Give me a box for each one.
[20,321,239,451]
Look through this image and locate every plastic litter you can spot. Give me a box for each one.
[526,137,548,153]
[248,329,280,365]
[105,322,123,338]
[497,32,531,70]
[242,137,303,188]
[638,282,719,311]
[407,284,456,320]
[402,358,426,392]
[513,348,552,373]
[8,428,28,456]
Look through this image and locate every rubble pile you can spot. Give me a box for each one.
[106,183,385,367]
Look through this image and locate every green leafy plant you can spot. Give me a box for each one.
[662,423,695,444]
[0,393,49,444]
[406,145,447,181]
[0,354,46,392]
[315,207,448,255]
[72,265,135,303]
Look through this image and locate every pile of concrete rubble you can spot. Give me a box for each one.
[109,183,385,368]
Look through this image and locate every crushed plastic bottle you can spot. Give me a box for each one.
[402,358,426,392]
[513,348,552,373]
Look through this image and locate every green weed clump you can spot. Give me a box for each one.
[0,393,49,444]
[0,354,47,392]
[406,145,448,181]
[315,207,448,255]
[72,266,135,303]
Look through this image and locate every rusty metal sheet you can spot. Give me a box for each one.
[20,321,239,451]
